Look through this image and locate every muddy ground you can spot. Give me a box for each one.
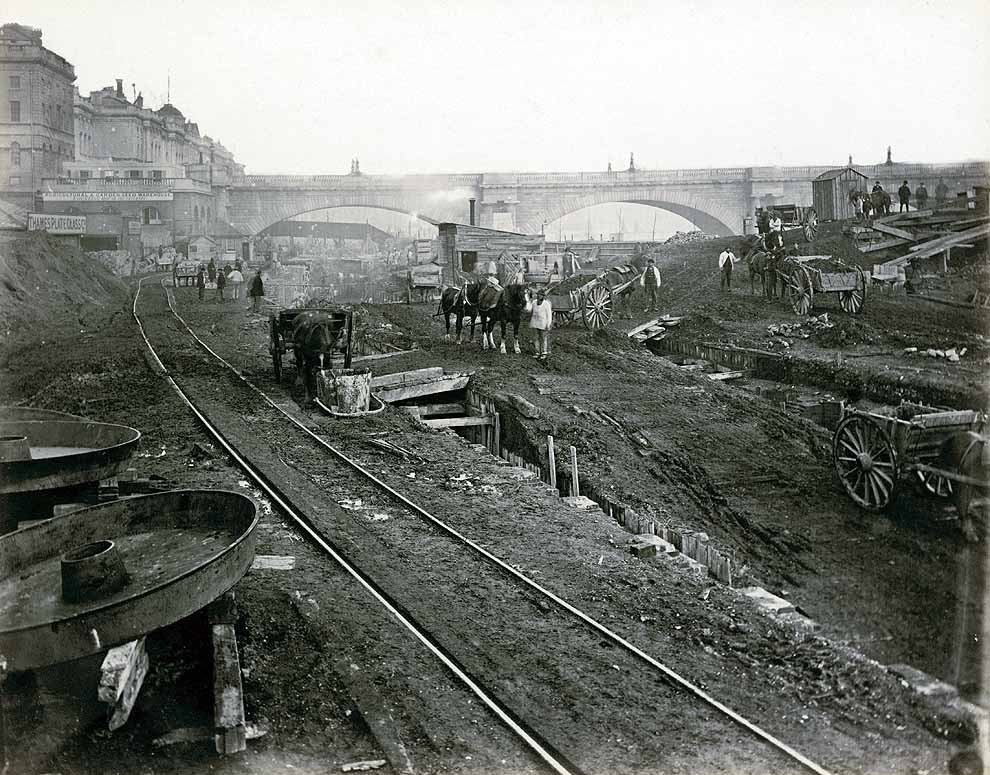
[0,231,986,774]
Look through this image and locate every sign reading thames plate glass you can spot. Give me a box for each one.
[27,213,87,234]
[43,191,174,202]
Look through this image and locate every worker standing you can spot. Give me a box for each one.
[196,266,206,301]
[228,267,244,300]
[248,269,265,313]
[639,258,662,312]
[528,289,553,360]
[898,181,912,212]
[718,247,737,291]
[916,182,929,210]
[935,178,949,204]
[215,268,227,302]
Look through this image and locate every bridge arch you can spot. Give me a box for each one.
[227,189,468,236]
[520,187,740,237]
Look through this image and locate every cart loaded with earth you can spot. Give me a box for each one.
[833,403,989,538]
[269,306,353,383]
[542,264,644,330]
[776,255,869,316]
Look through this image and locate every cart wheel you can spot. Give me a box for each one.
[917,469,954,498]
[582,283,614,330]
[839,268,867,314]
[833,414,899,511]
[789,267,814,315]
[803,209,819,242]
[552,309,574,327]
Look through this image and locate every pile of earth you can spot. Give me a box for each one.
[663,230,717,245]
[0,232,129,337]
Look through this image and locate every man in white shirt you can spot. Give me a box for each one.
[639,258,662,312]
[769,212,783,234]
[718,248,737,291]
[528,289,553,360]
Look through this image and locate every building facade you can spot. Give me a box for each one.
[0,23,76,209]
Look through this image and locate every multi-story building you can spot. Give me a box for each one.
[0,23,76,209]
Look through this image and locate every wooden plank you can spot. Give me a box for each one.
[872,222,918,241]
[570,446,580,498]
[351,349,418,364]
[212,622,247,755]
[250,555,296,571]
[422,415,494,429]
[859,237,912,253]
[901,224,989,261]
[626,318,661,337]
[371,367,444,388]
[707,370,745,381]
[412,402,465,417]
[375,375,470,403]
[99,638,149,731]
[547,436,557,491]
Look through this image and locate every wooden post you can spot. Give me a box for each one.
[99,637,149,731]
[546,436,557,492]
[492,412,501,455]
[210,592,246,755]
[569,445,579,497]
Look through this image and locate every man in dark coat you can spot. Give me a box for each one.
[196,267,206,301]
[916,182,929,210]
[898,181,911,212]
[215,267,227,302]
[207,258,217,283]
[935,178,949,204]
[248,270,265,312]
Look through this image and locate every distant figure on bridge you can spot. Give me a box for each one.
[916,182,929,210]
[249,270,265,312]
[898,181,912,212]
[718,248,737,291]
[639,258,662,312]
[935,178,949,204]
[228,267,244,300]
[196,266,206,301]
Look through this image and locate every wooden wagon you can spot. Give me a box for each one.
[269,307,353,383]
[407,263,443,303]
[833,403,988,518]
[777,255,868,315]
[546,264,642,329]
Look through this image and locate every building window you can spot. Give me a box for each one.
[460,251,478,272]
[9,75,20,89]
[10,142,19,167]
[152,169,163,179]
[67,207,83,215]
[79,170,91,179]
[9,176,21,185]
[142,206,160,225]
[129,170,142,178]
[102,205,119,215]
[9,101,20,122]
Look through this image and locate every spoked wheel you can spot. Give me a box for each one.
[581,283,614,330]
[270,317,283,383]
[917,469,954,498]
[802,209,819,242]
[552,309,575,327]
[788,266,814,315]
[839,268,867,314]
[833,414,899,511]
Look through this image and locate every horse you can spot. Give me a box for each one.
[493,283,531,354]
[437,282,481,344]
[291,311,345,404]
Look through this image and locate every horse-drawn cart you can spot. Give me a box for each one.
[547,264,642,329]
[777,256,868,315]
[269,307,353,383]
[833,403,989,523]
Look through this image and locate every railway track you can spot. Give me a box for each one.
[133,277,837,775]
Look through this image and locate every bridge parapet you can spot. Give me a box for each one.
[236,174,482,189]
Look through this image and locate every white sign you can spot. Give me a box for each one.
[43,191,174,202]
[27,213,87,234]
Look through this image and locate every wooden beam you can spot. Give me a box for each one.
[859,237,912,253]
[627,318,661,337]
[547,435,557,492]
[99,637,149,731]
[371,367,445,389]
[410,402,466,417]
[210,593,246,755]
[901,224,989,261]
[351,349,418,364]
[871,222,917,241]
[376,375,470,403]
[422,415,494,429]
[707,370,745,381]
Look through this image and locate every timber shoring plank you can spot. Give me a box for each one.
[371,367,444,388]
[376,375,470,403]
[422,415,494,429]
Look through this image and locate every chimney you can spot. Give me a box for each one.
[115,78,124,98]
[468,198,476,226]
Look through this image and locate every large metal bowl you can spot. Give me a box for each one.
[0,420,141,495]
[0,490,258,671]
[0,406,88,423]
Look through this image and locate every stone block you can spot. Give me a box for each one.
[776,611,819,631]
[633,535,677,555]
[628,540,656,559]
[739,586,795,614]
[674,555,708,581]
[562,495,599,511]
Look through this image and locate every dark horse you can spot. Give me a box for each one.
[437,282,481,344]
[291,311,345,403]
[477,282,530,353]
[742,235,788,298]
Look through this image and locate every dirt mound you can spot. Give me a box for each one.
[0,232,129,336]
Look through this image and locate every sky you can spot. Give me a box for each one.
[8,0,990,178]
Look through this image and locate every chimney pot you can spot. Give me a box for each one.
[469,198,477,226]
[115,78,124,97]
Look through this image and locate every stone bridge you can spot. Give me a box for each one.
[225,162,990,237]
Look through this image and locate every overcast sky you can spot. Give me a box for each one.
[9,0,990,175]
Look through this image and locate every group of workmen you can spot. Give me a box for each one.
[193,258,266,311]
[853,178,950,220]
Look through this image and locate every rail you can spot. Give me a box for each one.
[133,276,837,775]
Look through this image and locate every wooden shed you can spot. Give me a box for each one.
[437,223,545,285]
[812,167,870,221]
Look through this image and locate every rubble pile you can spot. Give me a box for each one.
[766,314,834,340]
[663,230,717,245]
[903,346,967,363]
[86,250,133,276]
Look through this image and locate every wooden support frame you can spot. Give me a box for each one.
[99,637,149,731]
[209,592,246,755]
